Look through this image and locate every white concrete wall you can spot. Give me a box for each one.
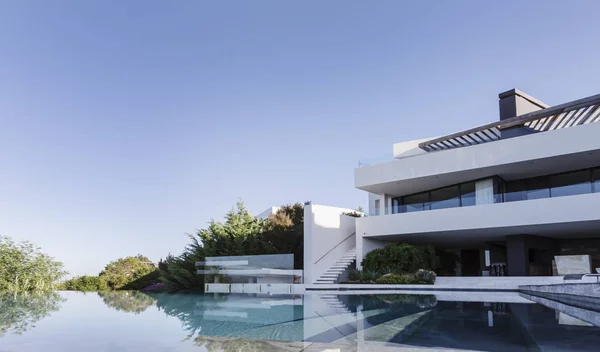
[303,204,357,284]
[256,206,280,220]
[392,137,438,159]
[355,121,600,195]
[356,192,600,239]
[367,192,380,216]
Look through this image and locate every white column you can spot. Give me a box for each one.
[379,194,392,215]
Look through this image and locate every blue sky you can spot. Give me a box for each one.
[1,1,599,277]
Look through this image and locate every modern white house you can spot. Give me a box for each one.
[206,88,600,288]
[352,88,600,279]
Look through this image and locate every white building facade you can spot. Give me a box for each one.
[354,89,600,277]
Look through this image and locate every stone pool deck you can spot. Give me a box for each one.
[307,276,599,292]
[194,337,482,351]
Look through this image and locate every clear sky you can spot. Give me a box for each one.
[1,0,599,277]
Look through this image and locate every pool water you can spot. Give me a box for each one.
[0,291,599,351]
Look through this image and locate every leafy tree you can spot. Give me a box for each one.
[0,236,67,292]
[97,291,156,314]
[199,202,268,256]
[0,292,64,336]
[59,276,108,292]
[262,203,305,269]
[157,202,307,292]
[99,255,158,290]
[158,242,205,292]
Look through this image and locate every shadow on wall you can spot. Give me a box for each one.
[305,204,359,283]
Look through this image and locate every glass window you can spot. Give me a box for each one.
[593,168,600,193]
[524,177,550,200]
[494,177,504,203]
[459,182,476,207]
[550,170,592,198]
[504,180,524,202]
[430,185,460,210]
[374,199,380,216]
[402,192,429,213]
[392,198,400,214]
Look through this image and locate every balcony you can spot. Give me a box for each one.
[356,191,600,247]
[355,121,600,197]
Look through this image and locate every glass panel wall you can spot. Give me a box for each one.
[504,180,524,202]
[550,170,592,198]
[505,167,598,203]
[593,167,600,193]
[430,185,460,210]
[459,182,476,207]
[524,177,550,200]
[392,166,600,214]
[402,192,430,212]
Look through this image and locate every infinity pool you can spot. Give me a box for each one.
[1,291,599,351]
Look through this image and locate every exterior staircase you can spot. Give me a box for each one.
[315,247,356,284]
[318,295,351,314]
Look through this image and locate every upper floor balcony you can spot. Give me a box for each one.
[355,190,600,247]
[355,105,600,198]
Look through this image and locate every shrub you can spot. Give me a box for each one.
[348,270,361,281]
[362,243,430,274]
[375,272,435,285]
[358,270,380,283]
[60,275,108,292]
[415,269,437,284]
[0,236,67,292]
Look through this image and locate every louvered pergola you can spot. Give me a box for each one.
[419,93,600,152]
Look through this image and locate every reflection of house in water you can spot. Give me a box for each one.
[156,290,600,350]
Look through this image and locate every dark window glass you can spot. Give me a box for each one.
[550,170,592,198]
[504,180,525,202]
[402,192,429,213]
[392,198,400,214]
[525,177,550,200]
[593,168,600,193]
[460,182,476,207]
[494,177,504,203]
[430,186,460,210]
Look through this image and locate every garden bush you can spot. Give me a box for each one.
[362,243,432,274]
[374,272,435,285]
[415,269,437,284]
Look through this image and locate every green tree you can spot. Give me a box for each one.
[98,291,156,314]
[262,203,305,269]
[99,255,158,290]
[157,202,307,292]
[0,291,65,336]
[158,237,206,292]
[199,202,268,256]
[59,276,108,292]
[0,236,67,292]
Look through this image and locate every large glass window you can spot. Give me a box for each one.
[504,180,524,202]
[430,185,460,210]
[402,192,429,213]
[460,182,476,207]
[392,198,400,214]
[394,167,599,214]
[550,170,592,198]
[524,177,550,200]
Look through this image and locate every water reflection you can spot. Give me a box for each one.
[97,291,156,314]
[0,292,64,336]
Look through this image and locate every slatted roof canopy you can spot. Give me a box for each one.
[419,93,600,152]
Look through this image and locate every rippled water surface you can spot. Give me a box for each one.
[0,291,599,351]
